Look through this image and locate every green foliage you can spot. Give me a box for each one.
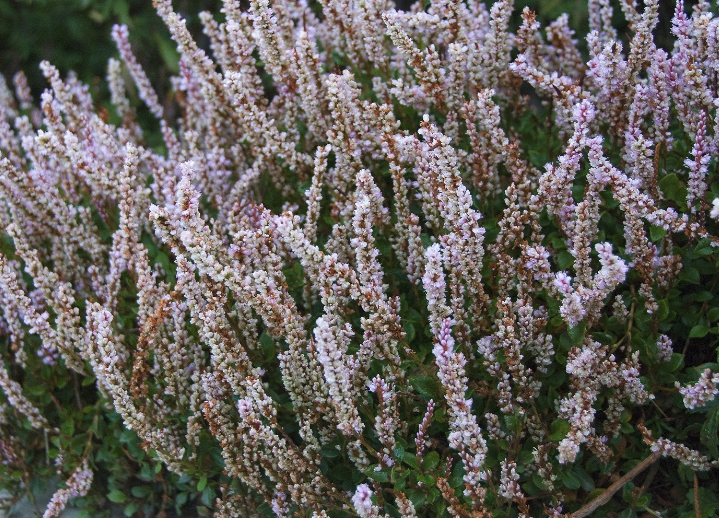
[0,0,219,125]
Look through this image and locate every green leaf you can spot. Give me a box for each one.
[649,225,667,242]
[679,266,700,284]
[138,463,153,481]
[107,489,127,504]
[176,492,188,507]
[331,50,347,67]
[201,486,215,507]
[364,467,389,483]
[690,324,709,338]
[60,419,75,436]
[406,488,425,509]
[401,451,420,469]
[708,307,719,322]
[26,384,47,396]
[154,33,180,74]
[659,173,688,206]
[390,467,407,491]
[701,407,719,458]
[558,251,574,270]
[549,419,571,441]
[282,261,304,290]
[560,470,581,490]
[622,481,636,503]
[131,486,151,498]
[423,451,440,471]
[403,322,416,342]
[409,375,440,400]
[448,460,465,488]
[428,487,441,505]
[635,494,649,508]
[568,320,587,345]
[694,239,714,257]
[519,449,535,466]
[504,415,521,433]
[665,353,685,372]
[417,473,436,487]
[572,466,595,492]
[123,502,140,517]
[531,473,548,490]
[320,444,341,458]
[328,464,351,482]
[692,291,714,302]
[197,475,207,491]
[653,299,669,321]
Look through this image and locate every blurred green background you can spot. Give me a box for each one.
[0,0,691,109]
[0,0,219,101]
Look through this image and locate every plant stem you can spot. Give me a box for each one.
[571,450,662,518]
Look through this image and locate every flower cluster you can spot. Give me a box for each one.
[678,368,719,410]
[42,460,93,518]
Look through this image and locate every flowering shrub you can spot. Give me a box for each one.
[1,0,719,516]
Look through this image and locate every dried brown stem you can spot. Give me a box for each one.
[571,450,662,518]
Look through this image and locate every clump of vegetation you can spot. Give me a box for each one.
[1,0,719,517]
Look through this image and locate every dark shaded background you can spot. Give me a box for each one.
[0,0,219,102]
[0,0,697,107]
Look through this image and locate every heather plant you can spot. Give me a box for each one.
[1,0,719,517]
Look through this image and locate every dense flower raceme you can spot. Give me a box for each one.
[1,0,719,516]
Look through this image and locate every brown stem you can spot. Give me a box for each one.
[72,371,83,411]
[571,450,661,518]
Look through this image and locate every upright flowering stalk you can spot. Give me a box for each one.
[385,136,425,284]
[558,337,648,464]
[423,244,451,336]
[368,375,400,467]
[462,89,509,196]
[556,241,628,328]
[433,318,487,505]
[534,99,595,239]
[686,110,711,219]
[586,136,686,313]
[470,0,515,96]
[0,360,51,431]
[588,0,617,43]
[6,223,85,373]
[111,24,164,119]
[42,459,93,518]
[86,303,187,474]
[416,118,488,328]
[647,48,673,149]
[623,84,657,196]
[384,13,448,109]
[313,315,362,436]
[228,379,343,512]
[248,0,296,95]
[295,32,330,146]
[352,169,403,371]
